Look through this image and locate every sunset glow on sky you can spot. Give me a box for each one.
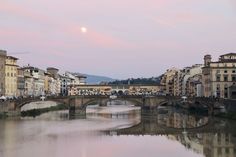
[0,0,235,79]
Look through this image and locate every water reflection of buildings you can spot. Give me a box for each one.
[157,109,209,129]
[170,133,236,157]
[160,110,236,157]
[203,133,236,157]
[115,108,236,157]
[167,134,204,154]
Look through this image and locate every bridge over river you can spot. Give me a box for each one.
[0,95,235,117]
[0,95,181,116]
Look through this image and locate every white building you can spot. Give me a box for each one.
[21,66,45,96]
[65,72,87,85]
[46,67,61,96]
[202,53,236,98]
[180,64,203,96]
[60,74,73,96]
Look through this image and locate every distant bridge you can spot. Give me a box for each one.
[0,95,181,116]
[68,84,162,96]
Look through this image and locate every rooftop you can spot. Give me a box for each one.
[47,67,59,71]
[6,56,18,60]
[21,66,39,71]
[75,74,87,78]
[220,53,236,57]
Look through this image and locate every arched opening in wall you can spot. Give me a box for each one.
[124,90,129,95]
[111,90,117,95]
[118,90,124,96]
[20,100,69,117]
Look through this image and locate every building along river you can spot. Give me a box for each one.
[0,100,235,157]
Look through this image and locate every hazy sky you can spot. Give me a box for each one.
[0,0,236,79]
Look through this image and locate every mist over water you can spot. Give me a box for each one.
[0,101,235,157]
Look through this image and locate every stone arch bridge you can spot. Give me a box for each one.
[0,95,181,116]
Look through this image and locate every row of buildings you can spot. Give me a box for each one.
[161,53,236,99]
[68,84,162,96]
[0,50,87,97]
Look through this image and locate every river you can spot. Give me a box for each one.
[0,101,235,157]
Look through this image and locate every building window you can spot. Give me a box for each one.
[217,134,221,144]
[233,70,236,73]
[232,76,236,82]
[216,76,221,82]
[224,70,228,73]
[225,133,229,144]
[225,148,229,154]
[217,148,222,155]
[224,84,228,98]
[224,76,228,81]
[216,84,221,97]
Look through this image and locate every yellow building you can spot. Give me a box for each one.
[160,67,179,95]
[5,56,18,97]
[0,50,7,96]
[44,72,50,95]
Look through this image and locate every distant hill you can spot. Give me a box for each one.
[109,76,162,85]
[73,72,162,85]
[83,74,116,84]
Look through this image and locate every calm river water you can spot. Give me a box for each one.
[0,101,235,157]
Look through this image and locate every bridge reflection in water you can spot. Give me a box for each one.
[106,108,236,157]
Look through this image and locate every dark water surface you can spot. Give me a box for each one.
[0,103,235,157]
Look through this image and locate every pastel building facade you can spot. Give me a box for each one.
[5,56,18,96]
[0,50,6,96]
[202,53,236,98]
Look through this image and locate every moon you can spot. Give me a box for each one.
[81,27,87,33]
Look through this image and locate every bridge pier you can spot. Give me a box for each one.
[141,97,167,116]
[0,101,20,117]
[98,99,108,107]
[69,98,86,118]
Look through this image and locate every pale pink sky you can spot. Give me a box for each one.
[0,0,236,79]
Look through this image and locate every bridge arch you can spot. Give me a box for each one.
[81,97,144,107]
[82,98,109,106]
[16,97,71,110]
[117,90,124,95]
